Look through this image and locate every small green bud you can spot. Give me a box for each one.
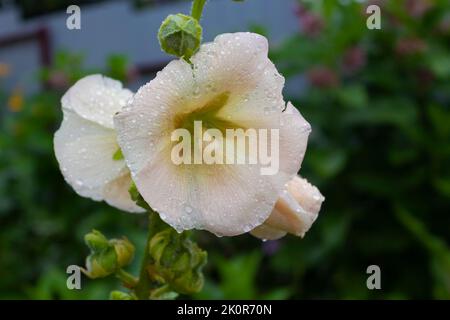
[84,230,109,252]
[150,285,179,300]
[110,291,134,300]
[84,247,118,278]
[158,13,202,60]
[82,230,136,279]
[111,237,135,268]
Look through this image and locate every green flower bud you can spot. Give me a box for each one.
[149,228,207,294]
[84,247,118,278]
[84,230,109,252]
[111,237,135,268]
[82,230,136,279]
[110,290,134,300]
[158,14,202,60]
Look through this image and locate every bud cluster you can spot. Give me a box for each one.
[82,230,135,279]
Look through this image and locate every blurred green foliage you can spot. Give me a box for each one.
[0,0,449,299]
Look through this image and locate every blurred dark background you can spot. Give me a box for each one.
[0,0,449,299]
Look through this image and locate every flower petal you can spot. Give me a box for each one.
[251,176,324,239]
[54,109,136,210]
[103,172,145,213]
[193,33,311,175]
[62,74,133,129]
[114,59,195,174]
[127,145,281,236]
[249,223,287,241]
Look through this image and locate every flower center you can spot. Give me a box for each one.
[174,91,242,134]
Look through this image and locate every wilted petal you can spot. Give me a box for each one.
[62,74,133,129]
[251,176,324,240]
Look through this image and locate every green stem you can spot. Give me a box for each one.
[191,0,207,21]
[133,210,167,300]
[115,269,138,288]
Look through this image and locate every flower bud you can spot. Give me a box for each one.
[110,291,134,300]
[251,176,324,240]
[84,247,118,278]
[82,230,136,279]
[158,14,202,60]
[111,238,135,268]
[149,228,207,294]
[84,230,109,252]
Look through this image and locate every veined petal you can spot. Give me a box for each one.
[114,59,196,174]
[54,109,141,212]
[128,145,281,236]
[251,176,324,240]
[115,32,315,235]
[62,74,133,129]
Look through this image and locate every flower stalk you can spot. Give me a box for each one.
[134,210,168,299]
[191,0,207,21]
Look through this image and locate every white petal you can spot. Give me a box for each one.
[115,59,195,174]
[103,172,145,213]
[128,146,281,236]
[193,33,311,175]
[54,109,131,208]
[62,74,133,129]
[191,32,272,96]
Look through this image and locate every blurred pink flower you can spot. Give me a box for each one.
[405,0,432,18]
[343,46,366,74]
[307,66,339,89]
[437,15,450,34]
[294,4,324,38]
[395,37,427,56]
[48,71,70,90]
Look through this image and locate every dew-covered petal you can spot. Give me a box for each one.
[115,33,314,235]
[192,33,310,176]
[249,223,287,241]
[103,172,145,213]
[191,32,273,97]
[114,59,196,174]
[130,145,282,236]
[62,74,133,129]
[251,176,324,240]
[54,109,128,206]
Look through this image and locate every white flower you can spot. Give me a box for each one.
[250,176,324,240]
[114,32,318,236]
[54,74,144,213]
